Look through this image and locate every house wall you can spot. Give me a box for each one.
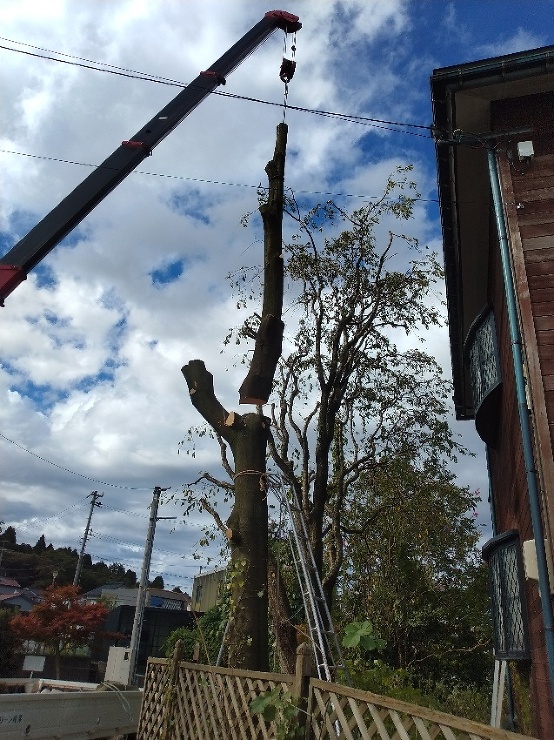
[493,92,554,477]
[191,569,226,612]
[99,605,196,679]
[486,90,554,736]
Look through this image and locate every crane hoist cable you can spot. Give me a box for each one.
[280,26,297,121]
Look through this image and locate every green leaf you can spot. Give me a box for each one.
[343,621,385,652]
[250,692,277,721]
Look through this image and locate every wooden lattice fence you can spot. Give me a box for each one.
[307,678,536,740]
[137,644,537,740]
[137,647,296,740]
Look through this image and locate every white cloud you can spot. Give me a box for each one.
[2,0,547,585]
[477,27,547,58]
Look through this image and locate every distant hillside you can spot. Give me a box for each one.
[0,525,139,592]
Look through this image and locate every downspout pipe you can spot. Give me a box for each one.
[487,147,554,702]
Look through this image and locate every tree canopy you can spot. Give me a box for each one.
[10,585,113,678]
[181,168,489,692]
[0,608,22,677]
[0,529,138,592]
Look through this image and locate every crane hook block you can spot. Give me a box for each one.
[265,10,302,33]
[280,58,296,83]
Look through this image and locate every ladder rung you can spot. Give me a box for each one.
[285,506,349,687]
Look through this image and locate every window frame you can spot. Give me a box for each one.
[482,530,530,661]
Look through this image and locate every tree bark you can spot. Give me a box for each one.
[268,552,298,674]
[239,122,287,405]
[182,123,288,670]
[183,360,271,669]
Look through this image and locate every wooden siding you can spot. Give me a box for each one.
[511,157,554,478]
[488,91,554,738]
[486,227,553,738]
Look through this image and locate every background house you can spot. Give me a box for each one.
[190,567,227,612]
[0,576,41,612]
[83,582,194,681]
[83,582,191,610]
[431,45,554,736]
[191,568,227,612]
[99,604,196,681]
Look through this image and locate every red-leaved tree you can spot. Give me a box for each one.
[10,585,111,679]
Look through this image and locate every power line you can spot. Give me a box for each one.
[0,148,441,204]
[0,37,433,137]
[2,435,233,550]
[89,531,217,564]
[100,505,207,529]
[90,531,190,558]
[0,148,261,189]
[100,505,149,519]
[86,550,212,573]
[0,36,186,84]
[0,432,168,490]
[10,500,88,531]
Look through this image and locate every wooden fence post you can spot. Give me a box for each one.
[292,642,313,738]
[161,639,183,740]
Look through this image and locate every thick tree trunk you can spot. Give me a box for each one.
[225,412,270,669]
[182,361,271,669]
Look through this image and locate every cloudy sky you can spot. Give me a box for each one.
[1,0,552,593]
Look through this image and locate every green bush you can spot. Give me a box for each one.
[438,684,490,723]
[164,601,228,664]
[351,661,438,708]
[164,625,198,660]
[349,660,490,723]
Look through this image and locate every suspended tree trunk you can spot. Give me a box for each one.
[182,123,287,670]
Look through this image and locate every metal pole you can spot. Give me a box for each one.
[128,486,169,685]
[73,491,103,587]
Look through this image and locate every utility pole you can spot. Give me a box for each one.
[128,485,173,686]
[73,491,103,587]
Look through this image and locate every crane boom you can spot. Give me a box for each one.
[0,10,301,304]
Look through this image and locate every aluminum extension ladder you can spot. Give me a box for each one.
[276,477,350,685]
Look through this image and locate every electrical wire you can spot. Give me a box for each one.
[0,148,261,189]
[0,436,226,542]
[0,432,174,491]
[2,525,214,575]
[0,37,186,84]
[100,504,208,530]
[0,37,434,138]
[40,498,89,523]
[87,552,199,586]
[2,502,88,544]
[0,148,441,204]
[90,531,203,560]
[87,550,214,576]
[99,505,149,519]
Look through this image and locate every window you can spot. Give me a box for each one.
[464,308,502,444]
[482,531,530,660]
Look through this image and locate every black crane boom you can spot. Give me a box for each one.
[0,10,301,304]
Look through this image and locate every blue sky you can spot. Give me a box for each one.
[1,0,552,593]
